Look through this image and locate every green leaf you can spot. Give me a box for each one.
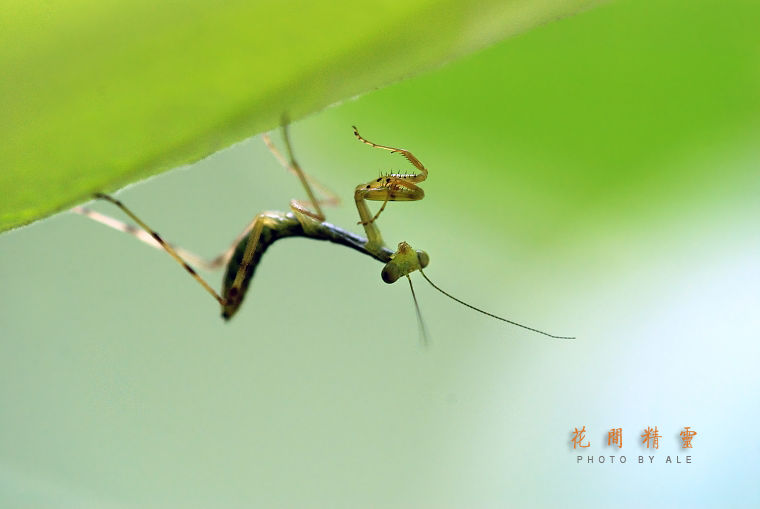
[0,0,605,233]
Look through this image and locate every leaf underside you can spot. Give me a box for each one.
[0,0,605,233]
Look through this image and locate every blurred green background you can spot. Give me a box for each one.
[2,0,759,506]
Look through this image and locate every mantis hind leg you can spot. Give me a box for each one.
[72,204,253,272]
[263,123,340,226]
[86,194,227,306]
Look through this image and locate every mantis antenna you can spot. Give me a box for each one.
[418,269,576,339]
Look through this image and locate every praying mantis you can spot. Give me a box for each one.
[73,123,574,340]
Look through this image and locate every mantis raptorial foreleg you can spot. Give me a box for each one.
[352,127,428,249]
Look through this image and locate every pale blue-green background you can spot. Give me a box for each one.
[2,0,759,506]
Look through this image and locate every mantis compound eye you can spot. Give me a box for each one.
[381,263,401,284]
[416,250,429,269]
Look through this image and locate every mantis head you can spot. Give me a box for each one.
[381,241,429,284]
[381,241,430,345]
